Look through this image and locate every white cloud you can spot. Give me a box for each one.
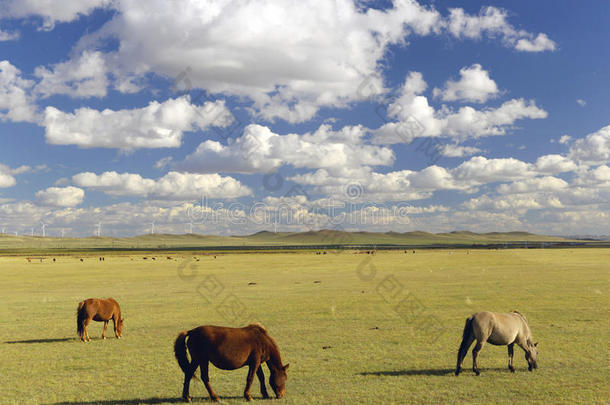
[569,125,610,165]
[576,99,586,107]
[534,154,578,174]
[74,0,443,123]
[0,60,37,123]
[3,0,112,30]
[374,71,547,144]
[35,186,85,207]
[559,135,572,145]
[43,97,233,150]
[515,33,557,52]
[0,25,19,41]
[447,7,556,52]
[433,64,499,103]
[73,171,252,199]
[178,123,394,174]
[0,164,16,187]
[0,163,46,187]
[34,51,108,98]
[451,156,534,184]
[438,144,482,158]
[497,176,568,195]
[574,165,610,187]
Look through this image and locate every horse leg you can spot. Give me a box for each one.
[181,359,199,402]
[102,321,108,339]
[112,317,120,339]
[243,362,259,401]
[472,340,485,376]
[84,318,91,342]
[256,365,270,399]
[508,343,515,372]
[456,332,475,376]
[199,360,219,402]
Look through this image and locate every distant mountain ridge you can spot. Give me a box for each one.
[0,229,586,252]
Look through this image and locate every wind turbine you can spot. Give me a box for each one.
[31,227,34,237]
[96,222,102,237]
[61,228,65,238]
[150,222,155,234]
[40,221,46,237]
[186,222,193,234]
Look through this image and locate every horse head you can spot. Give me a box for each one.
[117,318,124,337]
[269,363,289,399]
[525,340,539,370]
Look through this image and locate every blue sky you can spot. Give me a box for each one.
[0,0,608,237]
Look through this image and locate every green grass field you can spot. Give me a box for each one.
[1,249,608,404]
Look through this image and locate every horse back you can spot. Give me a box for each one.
[82,297,120,320]
[187,325,267,370]
[473,311,524,345]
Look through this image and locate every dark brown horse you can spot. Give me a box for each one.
[76,298,123,342]
[174,324,289,402]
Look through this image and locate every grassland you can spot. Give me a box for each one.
[1,248,608,404]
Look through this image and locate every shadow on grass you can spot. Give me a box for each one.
[359,367,520,377]
[47,396,256,405]
[5,337,75,344]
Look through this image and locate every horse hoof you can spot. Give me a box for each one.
[182,395,191,402]
[474,370,480,376]
[455,368,461,376]
[509,367,515,373]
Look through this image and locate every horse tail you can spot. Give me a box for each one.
[174,330,191,374]
[456,316,475,375]
[459,316,474,351]
[76,301,87,338]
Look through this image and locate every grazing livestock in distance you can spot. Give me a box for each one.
[174,324,289,402]
[77,298,124,342]
[455,311,538,376]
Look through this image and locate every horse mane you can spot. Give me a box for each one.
[511,310,527,322]
[247,323,282,364]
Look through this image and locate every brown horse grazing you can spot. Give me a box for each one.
[77,298,123,342]
[455,311,538,376]
[174,324,289,402]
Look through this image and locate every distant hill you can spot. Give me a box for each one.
[0,229,580,252]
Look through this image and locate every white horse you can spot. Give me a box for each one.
[455,311,538,376]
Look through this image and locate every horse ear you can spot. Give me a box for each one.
[283,364,289,371]
[534,342,538,347]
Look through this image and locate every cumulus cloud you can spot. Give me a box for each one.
[0,25,19,41]
[534,154,578,174]
[438,144,483,158]
[576,99,586,107]
[73,171,252,199]
[515,33,557,52]
[373,71,547,144]
[569,125,610,165]
[34,51,108,98]
[178,124,394,174]
[447,7,556,52]
[0,164,16,187]
[68,0,441,123]
[0,60,37,123]
[43,97,233,149]
[2,0,112,30]
[35,186,85,207]
[0,163,46,188]
[433,64,499,103]
[497,176,568,195]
